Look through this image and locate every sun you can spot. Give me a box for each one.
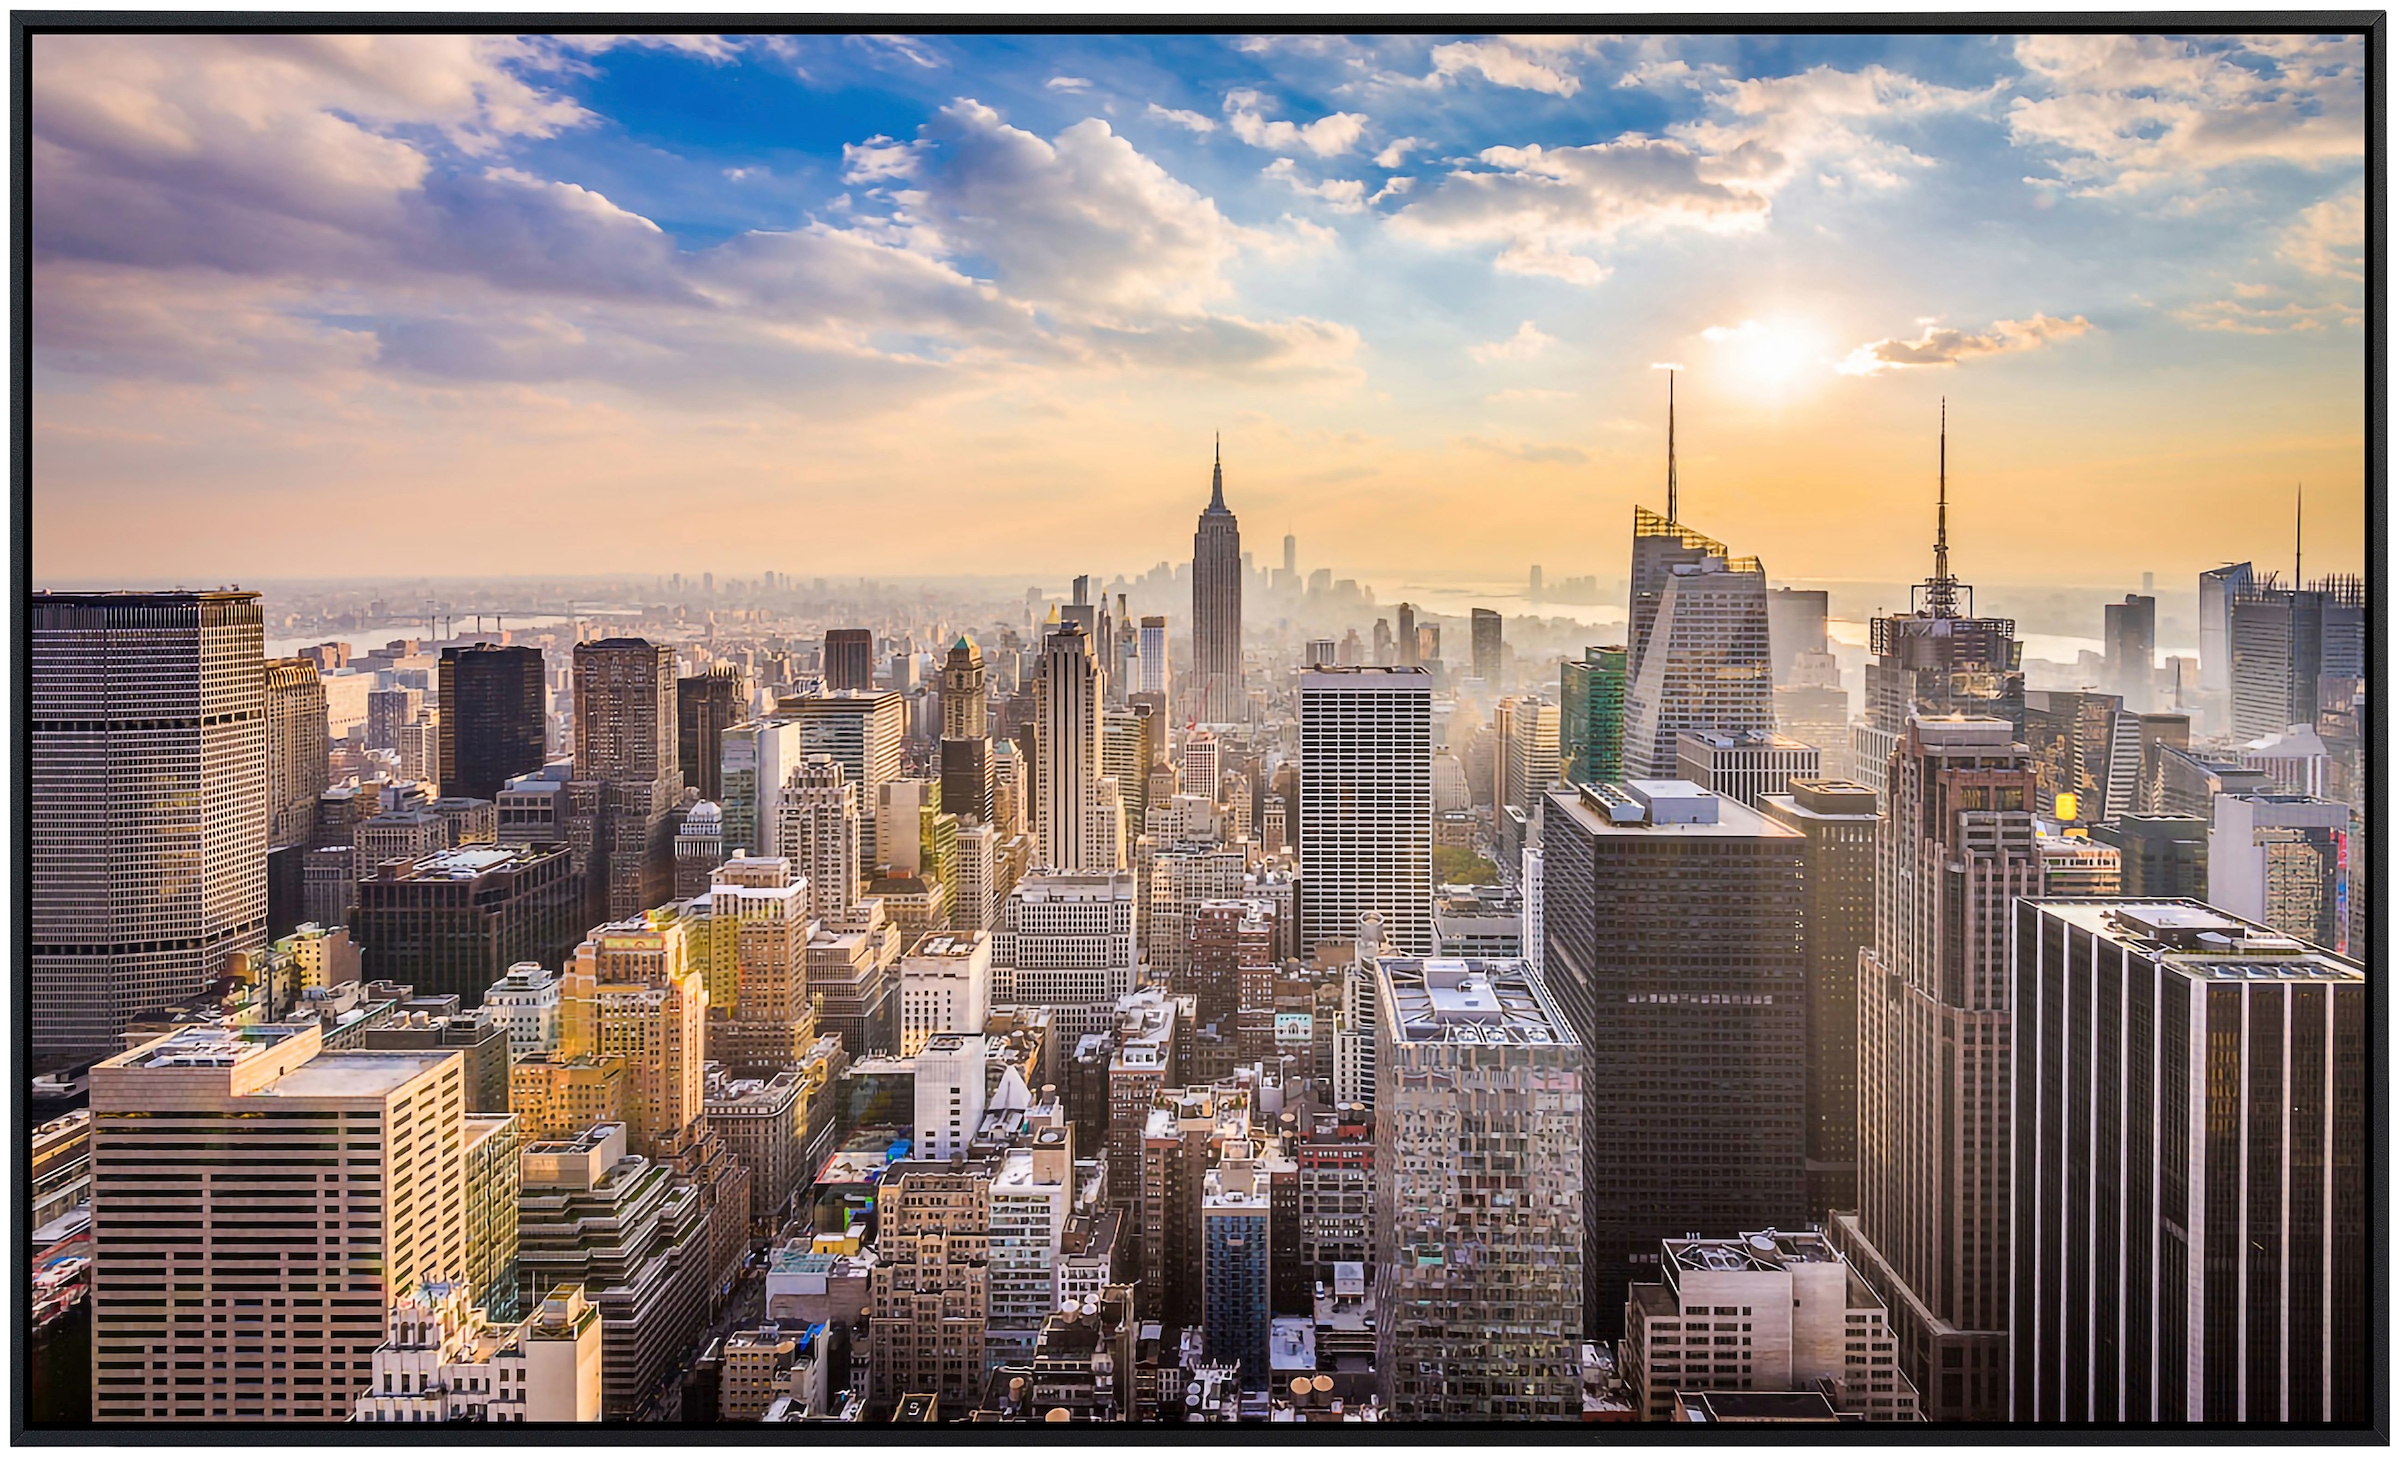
[1700,318,1836,400]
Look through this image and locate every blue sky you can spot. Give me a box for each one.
[30,31,2367,587]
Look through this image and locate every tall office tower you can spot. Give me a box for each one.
[351,843,584,1004]
[1112,594,1140,709]
[1559,644,1627,785]
[560,909,709,1158]
[707,853,816,1072]
[2009,901,2365,1423]
[2198,561,2254,692]
[1180,728,1220,797]
[2090,813,2208,899]
[1851,412,2024,799]
[1469,608,1503,683]
[869,1166,993,1411]
[1394,602,1419,667]
[1832,714,2042,1422]
[2207,792,2351,953]
[573,638,683,921]
[896,930,993,1057]
[1137,614,1170,700]
[940,635,987,739]
[991,871,1138,1042]
[1192,440,1245,723]
[1539,779,1807,1336]
[1760,779,1880,1219]
[1201,1147,1274,1386]
[823,628,875,692]
[952,821,999,934]
[1765,586,1831,685]
[991,738,1029,838]
[1372,957,1583,1420]
[1505,695,1563,817]
[1621,537,1773,780]
[2023,688,2146,823]
[1299,667,1434,958]
[2103,593,2158,707]
[676,667,745,802]
[1083,777,1129,871]
[1675,729,1822,808]
[32,590,268,1059]
[438,645,544,803]
[1371,618,1395,665]
[513,1124,711,1419]
[264,657,330,849]
[368,686,425,753]
[1033,621,1102,870]
[790,690,905,874]
[1100,706,1155,840]
[2229,573,2368,741]
[89,1021,496,1421]
[716,715,800,857]
[774,757,860,923]
[1621,1229,1920,1422]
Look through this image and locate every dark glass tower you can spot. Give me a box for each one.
[439,644,545,803]
[676,666,745,802]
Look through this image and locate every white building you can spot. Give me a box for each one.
[483,961,563,1059]
[897,930,994,1057]
[991,870,1139,1042]
[1299,667,1434,958]
[987,1109,1077,1363]
[912,1033,990,1161]
[1623,554,1773,781]
[354,1280,604,1423]
[718,716,804,858]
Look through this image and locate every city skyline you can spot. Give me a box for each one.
[31,32,2368,586]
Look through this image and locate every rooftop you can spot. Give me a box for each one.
[2031,899,2359,977]
[255,1050,454,1099]
[1377,958,1574,1047]
[385,844,558,880]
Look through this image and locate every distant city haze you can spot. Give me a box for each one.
[29,33,2364,586]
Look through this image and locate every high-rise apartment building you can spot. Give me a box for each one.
[265,656,330,850]
[822,628,875,693]
[439,645,545,803]
[1622,1229,1919,1422]
[2009,901,2365,1423]
[1033,621,1103,870]
[351,843,583,1005]
[1298,667,1434,958]
[1372,957,1582,1420]
[869,1165,992,1411]
[1192,442,1245,723]
[1622,530,1773,780]
[1539,779,1807,1336]
[574,638,683,921]
[1201,1148,1274,1386]
[1759,779,1879,1219]
[32,590,269,1058]
[789,691,905,876]
[774,756,859,924]
[88,1021,498,1420]
[1559,644,1626,785]
[1832,715,2042,1422]
[676,666,745,802]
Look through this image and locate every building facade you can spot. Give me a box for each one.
[1298,668,1434,958]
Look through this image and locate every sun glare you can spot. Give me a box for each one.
[1700,318,1836,400]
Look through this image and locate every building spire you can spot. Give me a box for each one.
[1210,431,1225,511]
[1922,397,1961,619]
[1665,369,1678,524]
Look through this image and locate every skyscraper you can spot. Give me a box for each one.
[939,636,994,825]
[1192,439,1244,724]
[1758,778,1880,1219]
[1559,644,1627,785]
[1137,615,1170,700]
[574,638,684,921]
[788,690,905,875]
[2102,592,2157,707]
[1373,957,1583,1420]
[2229,573,2368,741]
[774,757,859,924]
[2009,900,2365,1423]
[1620,533,1773,780]
[2198,560,2255,706]
[1033,620,1102,870]
[1298,667,1434,958]
[264,656,330,851]
[1469,607,1503,682]
[440,644,545,803]
[1832,714,2042,1422]
[1539,779,1807,1336]
[351,843,584,1005]
[716,715,803,860]
[676,666,745,802]
[32,589,268,1058]
[2206,792,2351,953]
[1851,408,2025,799]
[822,628,875,692]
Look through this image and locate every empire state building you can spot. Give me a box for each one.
[1191,437,1244,724]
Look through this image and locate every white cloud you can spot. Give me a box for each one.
[1046,76,1093,92]
[1388,137,1767,284]
[1469,320,1557,363]
[1671,63,1999,196]
[2007,35,2364,196]
[1223,88,1370,158]
[1261,158,1368,214]
[1145,103,1218,135]
[2279,184,2364,281]
[847,34,943,70]
[840,135,920,185]
[1425,37,1600,97]
[723,165,767,182]
[1374,136,1430,168]
[1837,314,2094,375]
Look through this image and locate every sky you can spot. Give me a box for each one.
[30,30,2369,591]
